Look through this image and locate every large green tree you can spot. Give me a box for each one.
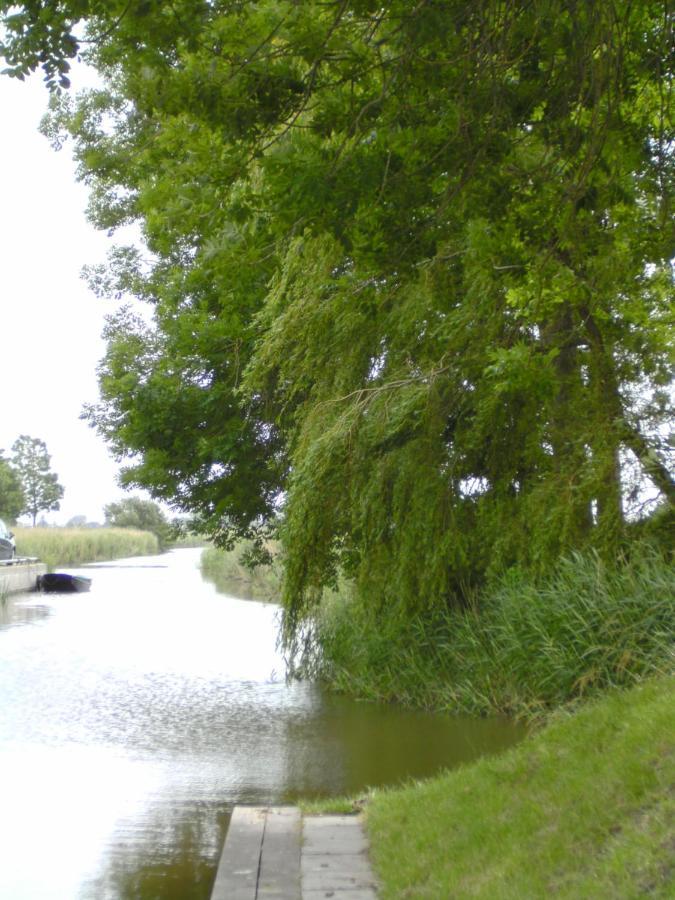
[0,451,25,523]
[11,436,65,526]
[3,1,672,636]
[104,496,172,549]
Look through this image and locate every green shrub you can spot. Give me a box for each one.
[304,544,675,716]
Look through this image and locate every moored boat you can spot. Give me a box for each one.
[37,573,92,593]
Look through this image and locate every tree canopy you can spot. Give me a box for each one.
[0,451,25,523]
[104,496,172,548]
[3,1,672,636]
[11,435,65,526]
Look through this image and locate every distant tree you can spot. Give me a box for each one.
[0,451,25,522]
[66,514,88,528]
[104,496,172,549]
[11,435,65,526]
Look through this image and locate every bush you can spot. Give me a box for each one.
[303,544,675,717]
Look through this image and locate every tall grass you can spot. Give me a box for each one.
[303,545,675,717]
[14,527,160,569]
[200,542,281,601]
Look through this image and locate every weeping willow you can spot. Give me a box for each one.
[4,0,671,643]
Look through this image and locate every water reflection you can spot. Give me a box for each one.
[84,803,227,900]
[0,593,51,629]
[0,549,525,899]
[200,567,276,602]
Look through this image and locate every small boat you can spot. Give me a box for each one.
[37,573,92,593]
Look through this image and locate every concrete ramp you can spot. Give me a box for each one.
[211,807,378,900]
[0,560,46,595]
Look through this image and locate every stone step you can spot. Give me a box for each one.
[211,807,378,900]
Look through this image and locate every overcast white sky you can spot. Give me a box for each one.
[0,67,145,524]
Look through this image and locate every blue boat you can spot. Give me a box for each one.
[37,573,92,593]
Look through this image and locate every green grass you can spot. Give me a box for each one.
[299,795,360,815]
[14,526,160,569]
[200,543,281,601]
[305,545,674,717]
[366,675,675,899]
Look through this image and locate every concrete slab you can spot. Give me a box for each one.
[211,808,378,900]
[211,806,266,900]
[258,807,301,899]
[301,854,374,876]
[301,816,378,898]
[303,890,378,899]
[0,561,46,595]
[303,869,376,891]
[303,817,369,856]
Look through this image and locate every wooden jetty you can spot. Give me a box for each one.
[211,806,378,900]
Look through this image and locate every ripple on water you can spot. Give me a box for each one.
[0,548,525,900]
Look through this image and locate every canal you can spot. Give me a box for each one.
[0,548,524,899]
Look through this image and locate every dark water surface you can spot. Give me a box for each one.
[0,549,525,899]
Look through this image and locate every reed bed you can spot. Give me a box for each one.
[200,542,281,601]
[14,527,160,569]
[306,545,675,717]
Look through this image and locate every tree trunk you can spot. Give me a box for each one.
[581,303,675,511]
[580,305,624,535]
[542,303,592,539]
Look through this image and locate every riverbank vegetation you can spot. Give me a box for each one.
[301,543,674,717]
[366,674,674,898]
[1,4,672,887]
[14,527,159,569]
[104,497,173,551]
[200,543,281,601]
[2,0,667,681]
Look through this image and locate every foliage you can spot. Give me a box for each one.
[303,545,675,716]
[11,435,64,527]
[14,525,159,569]
[200,542,281,601]
[0,451,25,522]
[2,2,673,644]
[103,496,172,549]
[66,514,89,528]
[367,674,675,899]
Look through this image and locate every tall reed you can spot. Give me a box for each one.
[304,545,675,717]
[200,542,281,601]
[14,527,160,570]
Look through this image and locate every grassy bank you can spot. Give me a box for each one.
[366,674,674,898]
[200,543,281,601]
[303,545,674,717]
[14,527,160,569]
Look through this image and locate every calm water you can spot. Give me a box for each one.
[0,549,524,899]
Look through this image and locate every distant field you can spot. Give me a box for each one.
[14,527,160,569]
